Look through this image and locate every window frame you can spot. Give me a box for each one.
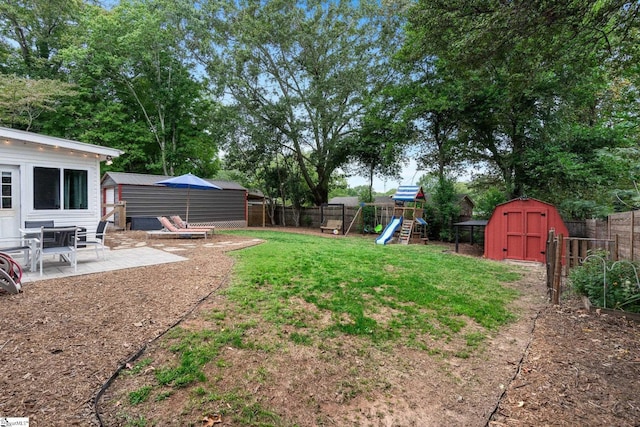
[33,166,89,211]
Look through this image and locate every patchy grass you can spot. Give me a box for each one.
[226,230,520,342]
[112,230,523,426]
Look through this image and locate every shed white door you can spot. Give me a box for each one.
[0,165,21,238]
[103,187,115,218]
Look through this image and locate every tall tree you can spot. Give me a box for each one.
[0,0,84,78]
[61,0,223,176]
[394,58,464,180]
[195,0,404,205]
[403,1,639,206]
[0,74,76,130]
[348,94,412,203]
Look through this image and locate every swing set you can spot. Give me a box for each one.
[344,203,394,235]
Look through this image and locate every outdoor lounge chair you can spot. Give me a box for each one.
[170,215,215,234]
[146,217,208,239]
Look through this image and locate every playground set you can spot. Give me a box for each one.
[320,186,428,245]
[374,186,428,245]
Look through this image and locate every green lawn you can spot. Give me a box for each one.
[118,231,525,426]
[226,230,521,343]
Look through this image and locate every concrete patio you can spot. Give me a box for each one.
[16,232,263,284]
[20,245,189,283]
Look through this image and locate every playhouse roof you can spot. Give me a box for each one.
[392,186,426,202]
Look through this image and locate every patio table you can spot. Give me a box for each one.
[20,227,79,275]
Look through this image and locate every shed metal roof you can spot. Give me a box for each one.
[453,220,488,227]
[101,171,246,191]
[327,196,395,206]
[327,196,359,206]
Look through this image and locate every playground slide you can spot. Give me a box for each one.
[375,216,402,245]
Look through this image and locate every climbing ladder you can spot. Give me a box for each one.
[398,220,414,245]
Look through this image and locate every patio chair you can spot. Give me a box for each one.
[25,220,56,247]
[78,221,108,259]
[0,237,33,270]
[37,226,79,276]
[0,252,22,294]
[170,215,215,234]
[147,217,207,239]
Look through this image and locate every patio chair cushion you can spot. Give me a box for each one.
[170,215,215,233]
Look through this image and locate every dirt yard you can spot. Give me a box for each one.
[0,228,638,426]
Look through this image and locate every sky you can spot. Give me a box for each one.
[346,159,480,192]
[346,158,423,193]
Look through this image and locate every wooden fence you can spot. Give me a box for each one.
[248,204,398,234]
[546,230,617,304]
[101,201,127,230]
[608,211,640,261]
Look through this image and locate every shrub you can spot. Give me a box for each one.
[569,255,640,312]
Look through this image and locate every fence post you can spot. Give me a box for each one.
[552,233,563,305]
[631,211,635,261]
[546,230,555,297]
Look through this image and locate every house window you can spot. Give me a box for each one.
[64,169,88,209]
[34,167,88,210]
[1,171,11,209]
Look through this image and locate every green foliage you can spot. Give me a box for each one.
[348,90,413,200]
[401,1,640,210]
[417,173,439,194]
[123,358,153,376]
[154,324,252,389]
[0,75,77,131]
[429,177,460,241]
[119,414,147,427]
[474,187,507,219]
[59,0,223,176]
[569,256,640,312]
[289,332,313,346]
[558,199,610,220]
[128,386,153,405]
[196,0,404,205]
[1,0,637,217]
[0,0,83,79]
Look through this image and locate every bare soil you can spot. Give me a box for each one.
[0,227,638,426]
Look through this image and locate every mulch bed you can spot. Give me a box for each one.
[0,227,638,426]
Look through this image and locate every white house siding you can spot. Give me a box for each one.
[0,139,100,237]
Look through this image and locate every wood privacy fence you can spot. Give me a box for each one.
[608,211,640,260]
[248,204,398,232]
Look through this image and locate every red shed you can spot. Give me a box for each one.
[484,198,569,263]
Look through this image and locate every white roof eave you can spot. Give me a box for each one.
[0,126,123,159]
